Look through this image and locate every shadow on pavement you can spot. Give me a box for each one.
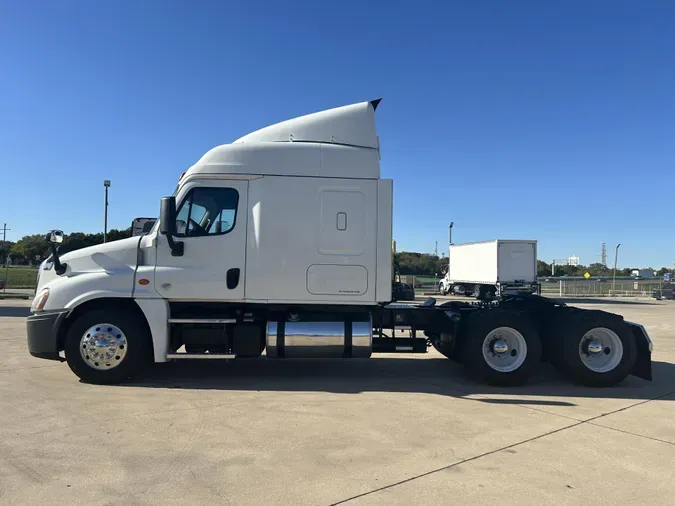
[121,357,675,406]
[554,298,658,306]
[0,306,31,317]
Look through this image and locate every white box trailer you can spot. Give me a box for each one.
[631,269,654,279]
[440,240,539,298]
[26,99,652,388]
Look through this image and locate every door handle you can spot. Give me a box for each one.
[227,268,240,290]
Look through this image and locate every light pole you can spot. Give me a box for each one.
[2,223,9,292]
[612,243,621,296]
[103,180,110,243]
[448,221,454,269]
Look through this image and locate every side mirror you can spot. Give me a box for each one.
[47,230,64,244]
[131,218,157,237]
[159,197,177,236]
[45,230,66,275]
[159,196,183,257]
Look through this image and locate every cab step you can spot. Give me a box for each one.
[168,318,236,324]
[166,353,234,359]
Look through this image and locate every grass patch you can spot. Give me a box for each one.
[414,276,440,284]
[1,267,38,289]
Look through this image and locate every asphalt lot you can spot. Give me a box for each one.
[1,298,674,505]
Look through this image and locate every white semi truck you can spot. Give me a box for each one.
[26,100,652,388]
[439,240,540,299]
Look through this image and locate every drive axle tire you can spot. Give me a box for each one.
[431,332,456,360]
[550,311,636,387]
[64,308,151,385]
[462,309,541,386]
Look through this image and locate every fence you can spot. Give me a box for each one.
[403,274,666,299]
[538,279,664,298]
[398,275,439,290]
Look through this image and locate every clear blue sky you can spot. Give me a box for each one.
[1,0,673,268]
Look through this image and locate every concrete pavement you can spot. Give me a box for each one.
[0,299,673,505]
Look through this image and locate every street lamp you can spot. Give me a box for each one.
[447,221,454,273]
[104,180,111,243]
[612,243,621,296]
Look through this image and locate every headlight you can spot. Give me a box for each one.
[31,288,50,313]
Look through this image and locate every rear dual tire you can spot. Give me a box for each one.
[548,310,636,387]
[431,332,456,359]
[448,308,637,387]
[461,309,542,386]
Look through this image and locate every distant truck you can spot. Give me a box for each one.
[631,269,655,279]
[131,218,157,237]
[652,283,674,300]
[439,240,539,299]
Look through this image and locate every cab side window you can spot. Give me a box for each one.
[174,187,239,237]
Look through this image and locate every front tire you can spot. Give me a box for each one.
[462,309,541,386]
[549,311,636,387]
[64,308,151,384]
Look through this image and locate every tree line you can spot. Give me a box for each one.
[395,251,448,276]
[1,231,673,277]
[536,260,673,278]
[395,252,674,278]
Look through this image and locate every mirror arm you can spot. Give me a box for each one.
[50,243,67,275]
[165,233,184,257]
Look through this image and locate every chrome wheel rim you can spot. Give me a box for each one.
[578,327,623,373]
[80,323,127,370]
[482,326,527,373]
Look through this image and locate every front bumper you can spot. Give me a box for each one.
[26,310,69,361]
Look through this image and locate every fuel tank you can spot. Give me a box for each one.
[266,312,372,358]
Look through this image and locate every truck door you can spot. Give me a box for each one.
[154,180,248,301]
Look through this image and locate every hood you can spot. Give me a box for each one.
[37,236,141,293]
[60,236,141,274]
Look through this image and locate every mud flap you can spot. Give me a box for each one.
[626,321,653,381]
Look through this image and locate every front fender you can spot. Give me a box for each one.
[42,271,134,312]
[65,288,133,311]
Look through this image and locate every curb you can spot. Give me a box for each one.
[0,293,31,300]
